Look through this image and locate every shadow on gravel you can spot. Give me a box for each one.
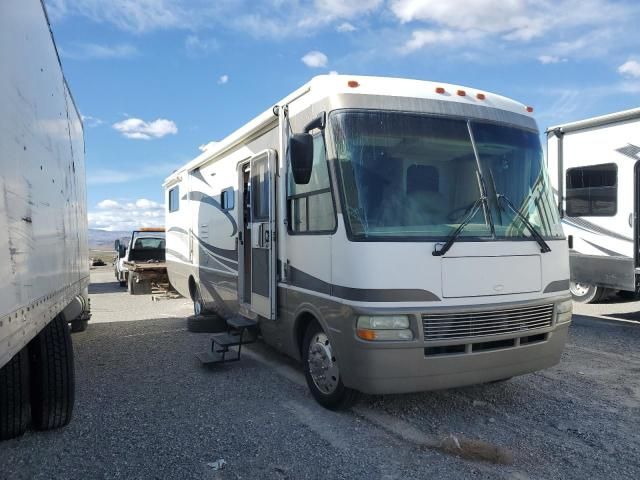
[89,281,125,294]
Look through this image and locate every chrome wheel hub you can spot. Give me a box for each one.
[307,332,339,394]
[570,281,590,297]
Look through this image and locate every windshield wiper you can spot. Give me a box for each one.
[433,196,486,257]
[496,193,552,253]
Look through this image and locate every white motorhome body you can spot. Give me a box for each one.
[0,0,89,438]
[547,108,640,302]
[165,75,571,407]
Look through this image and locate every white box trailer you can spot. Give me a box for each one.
[547,108,640,303]
[166,75,572,410]
[0,0,90,439]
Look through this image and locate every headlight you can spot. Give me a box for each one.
[356,315,413,341]
[556,300,572,324]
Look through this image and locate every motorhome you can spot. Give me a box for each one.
[164,75,572,409]
[0,0,90,439]
[547,108,640,303]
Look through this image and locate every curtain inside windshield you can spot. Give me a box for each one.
[331,111,562,240]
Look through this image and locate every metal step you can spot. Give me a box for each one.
[195,350,226,365]
[227,316,257,330]
[211,332,245,347]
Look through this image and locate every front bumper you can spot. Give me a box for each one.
[338,319,570,395]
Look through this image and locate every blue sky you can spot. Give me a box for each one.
[44,0,640,231]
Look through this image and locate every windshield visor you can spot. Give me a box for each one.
[331,111,562,241]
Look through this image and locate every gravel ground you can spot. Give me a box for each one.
[1,267,639,479]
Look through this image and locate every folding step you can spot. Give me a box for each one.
[195,350,226,365]
[227,316,257,329]
[211,332,245,348]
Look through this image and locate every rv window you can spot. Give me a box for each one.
[288,135,336,233]
[168,186,179,212]
[221,188,235,210]
[566,163,617,217]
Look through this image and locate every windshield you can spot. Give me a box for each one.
[331,111,562,241]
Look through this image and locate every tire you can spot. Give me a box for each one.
[28,314,75,431]
[192,284,207,316]
[118,279,126,288]
[0,347,31,440]
[302,322,360,410]
[570,282,606,304]
[70,319,88,333]
[186,314,227,333]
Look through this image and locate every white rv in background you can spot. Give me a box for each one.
[547,108,640,303]
[165,75,572,410]
[0,0,90,440]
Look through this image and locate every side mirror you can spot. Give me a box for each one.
[114,239,120,251]
[119,245,126,258]
[288,133,313,185]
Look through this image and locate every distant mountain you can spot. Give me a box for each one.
[88,229,131,250]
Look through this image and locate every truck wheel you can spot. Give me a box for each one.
[302,322,360,410]
[570,282,608,303]
[0,347,31,440]
[193,285,207,315]
[28,314,75,431]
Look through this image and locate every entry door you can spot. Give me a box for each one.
[250,150,276,319]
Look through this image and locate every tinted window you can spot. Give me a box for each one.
[566,163,617,216]
[168,186,179,212]
[221,188,235,210]
[288,135,336,233]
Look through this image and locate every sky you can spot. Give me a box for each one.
[44,0,640,231]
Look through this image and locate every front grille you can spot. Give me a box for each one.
[422,304,554,341]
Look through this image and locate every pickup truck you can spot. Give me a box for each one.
[114,229,168,295]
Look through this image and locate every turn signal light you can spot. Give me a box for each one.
[348,80,359,88]
[457,89,466,96]
[435,87,446,94]
[476,93,486,100]
[526,106,534,112]
[356,329,377,341]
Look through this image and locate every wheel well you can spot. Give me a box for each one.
[295,311,318,357]
[188,276,197,301]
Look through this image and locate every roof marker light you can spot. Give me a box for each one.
[476,93,486,100]
[457,89,466,96]
[348,80,359,88]
[435,87,446,94]
[526,106,534,113]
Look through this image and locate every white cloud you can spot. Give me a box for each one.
[618,60,640,78]
[400,29,481,53]
[302,50,328,68]
[313,0,382,19]
[59,43,138,60]
[336,22,356,33]
[185,34,219,56]
[89,198,165,231]
[218,74,229,84]
[81,114,103,127]
[538,55,566,64]
[112,117,178,140]
[328,70,339,75]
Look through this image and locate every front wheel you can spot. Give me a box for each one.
[302,322,359,410]
[570,281,608,303]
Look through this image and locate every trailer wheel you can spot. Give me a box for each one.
[28,314,75,431]
[70,319,88,333]
[302,322,360,410]
[0,347,31,440]
[570,282,608,303]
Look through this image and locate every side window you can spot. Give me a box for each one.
[221,188,235,210]
[288,135,336,233]
[566,163,617,217]
[168,186,179,213]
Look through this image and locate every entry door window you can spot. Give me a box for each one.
[252,156,269,221]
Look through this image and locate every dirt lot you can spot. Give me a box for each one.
[1,267,639,479]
